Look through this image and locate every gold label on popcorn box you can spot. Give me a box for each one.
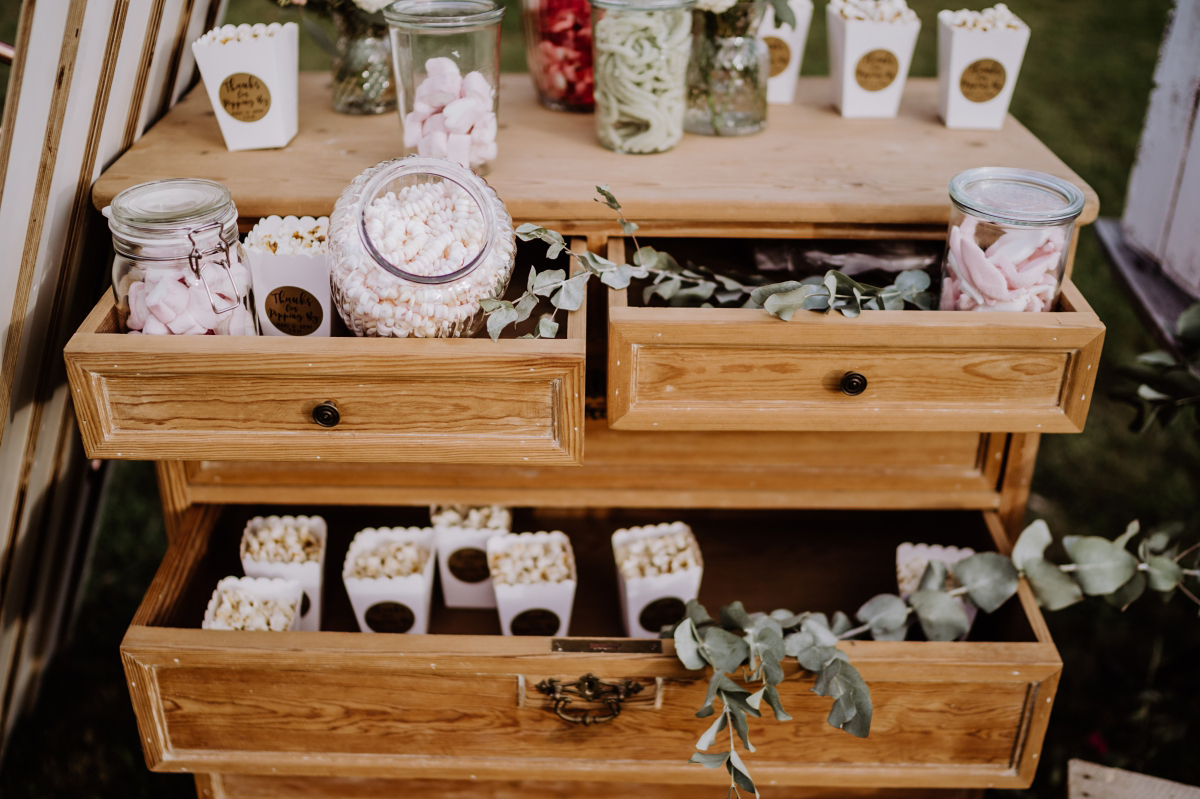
[265,286,323,336]
[855,49,900,92]
[219,72,272,122]
[764,36,791,78]
[960,58,1006,103]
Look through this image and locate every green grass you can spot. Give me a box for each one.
[3,1,1200,796]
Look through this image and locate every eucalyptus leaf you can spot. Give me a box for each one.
[918,560,949,592]
[830,611,853,636]
[762,684,792,721]
[620,218,640,235]
[685,599,716,628]
[577,249,616,275]
[783,630,814,659]
[1012,520,1053,570]
[480,297,505,313]
[697,709,729,750]
[633,246,662,270]
[1175,302,1200,348]
[763,284,830,320]
[703,626,751,675]
[812,658,872,738]
[727,700,757,752]
[535,315,559,339]
[909,589,970,641]
[1023,557,1084,611]
[1136,350,1179,367]
[727,749,758,796]
[721,601,754,631]
[1063,536,1140,595]
[767,0,796,27]
[514,294,539,323]
[697,671,726,718]
[600,262,635,290]
[594,184,622,211]
[894,269,932,292]
[856,594,908,640]
[532,269,566,296]
[671,281,718,306]
[644,277,684,304]
[690,751,730,769]
[675,618,705,670]
[760,649,785,686]
[552,273,589,311]
[486,303,518,341]
[1114,520,1141,550]
[1146,555,1183,593]
[749,281,806,307]
[880,291,905,311]
[801,616,838,647]
[1105,571,1146,611]
[952,552,1020,613]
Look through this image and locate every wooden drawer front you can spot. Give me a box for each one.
[125,506,1058,789]
[608,258,1104,434]
[64,250,588,464]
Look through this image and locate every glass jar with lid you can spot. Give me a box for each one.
[522,0,595,112]
[105,179,257,335]
[939,167,1085,313]
[386,0,505,175]
[591,0,695,154]
[327,156,516,338]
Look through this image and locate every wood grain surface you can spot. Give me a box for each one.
[91,74,1099,230]
[121,506,1059,787]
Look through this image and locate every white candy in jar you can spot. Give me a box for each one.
[206,586,298,631]
[614,522,700,579]
[489,534,574,586]
[328,158,516,338]
[430,504,511,531]
[241,516,323,564]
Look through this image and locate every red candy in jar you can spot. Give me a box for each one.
[523,0,594,111]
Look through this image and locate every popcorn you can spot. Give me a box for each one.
[347,537,429,579]
[327,159,516,339]
[937,4,1024,32]
[196,22,290,46]
[202,576,301,631]
[241,516,323,564]
[245,216,328,256]
[941,215,1065,312]
[488,533,574,586]
[403,58,498,171]
[830,0,917,23]
[430,504,511,532]
[614,522,700,579]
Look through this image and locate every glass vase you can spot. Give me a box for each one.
[331,9,399,115]
[684,0,769,136]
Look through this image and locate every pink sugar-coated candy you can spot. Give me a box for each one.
[986,229,1049,265]
[442,97,485,135]
[446,133,472,167]
[461,71,492,104]
[996,253,1046,289]
[939,275,960,310]
[127,281,149,331]
[403,112,423,148]
[143,316,170,335]
[165,309,207,335]
[145,278,188,323]
[187,283,221,331]
[425,56,460,77]
[470,111,497,145]
[227,259,250,296]
[418,130,449,159]
[959,231,1013,303]
[422,113,447,136]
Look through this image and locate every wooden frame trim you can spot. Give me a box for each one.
[121,0,168,151]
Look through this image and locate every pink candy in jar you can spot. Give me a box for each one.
[939,167,1085,312]
[106,179,258,335]
[523,0,595,112]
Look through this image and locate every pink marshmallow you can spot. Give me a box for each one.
[146,279,187,323]
[442,97,485,134]
[446,133,472,167]
[422,113,447,136]
[143,316,170,335]
[461,71,492,103]
[469,138,497,167]
[418,130,449,159]
[415,71,462,108]
[187,283,221,331]
[403,112,424,148]
[127,281,149,331]
[425,57,460,78]
[165,309,205,335]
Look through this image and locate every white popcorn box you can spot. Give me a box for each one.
[487,532,577,637]
[896,542,978,634]
[760,0,815,105]
[612,522,704,639]
[936,15,1029,129]
[435,526,497,609]
[192,22,299,152]
[245,216,331,337]
[202,575,303,631]
[343,528,437,634]
[240,515,327,631]
[827,6,921,118]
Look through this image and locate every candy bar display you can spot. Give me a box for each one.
[612,522,704,638]
[940,167,1085,312]
[106,179,257,336]
[937,4,1030,129]
[523,0,595,111]
[385,0,504,174]
[202,576,302,631]
[343,527,437,634]
[592,0,695,154]
[240,515,327,631]
[192,23,298,151]
[245,215,331,337]
[487,532,577,636]
[826,0,920,118]
[327,156,516,337]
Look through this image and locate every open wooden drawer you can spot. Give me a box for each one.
[124,505,1059,790]
[64,243,587,465]
[606,238,1105,434]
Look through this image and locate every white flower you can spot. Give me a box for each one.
[354,0,395,12]
[695,0,739,14]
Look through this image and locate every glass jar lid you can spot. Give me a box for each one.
[383,0,505,29]
[949,167,1085,226]
[589,0,695,10]
[107,178,234,233]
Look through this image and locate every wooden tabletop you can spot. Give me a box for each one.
[93,72,1099,230]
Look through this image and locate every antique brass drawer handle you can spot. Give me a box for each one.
[312,401,340,427]
[535,674,642,726]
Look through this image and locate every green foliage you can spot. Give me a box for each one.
[1113,301,1200,435]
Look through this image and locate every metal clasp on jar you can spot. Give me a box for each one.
[187,221,243,313]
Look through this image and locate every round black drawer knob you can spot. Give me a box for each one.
[840,372,868,396]
[312,401,340,427]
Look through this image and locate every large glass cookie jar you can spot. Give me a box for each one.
[106,179,257,335]
[327,156,517,337]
